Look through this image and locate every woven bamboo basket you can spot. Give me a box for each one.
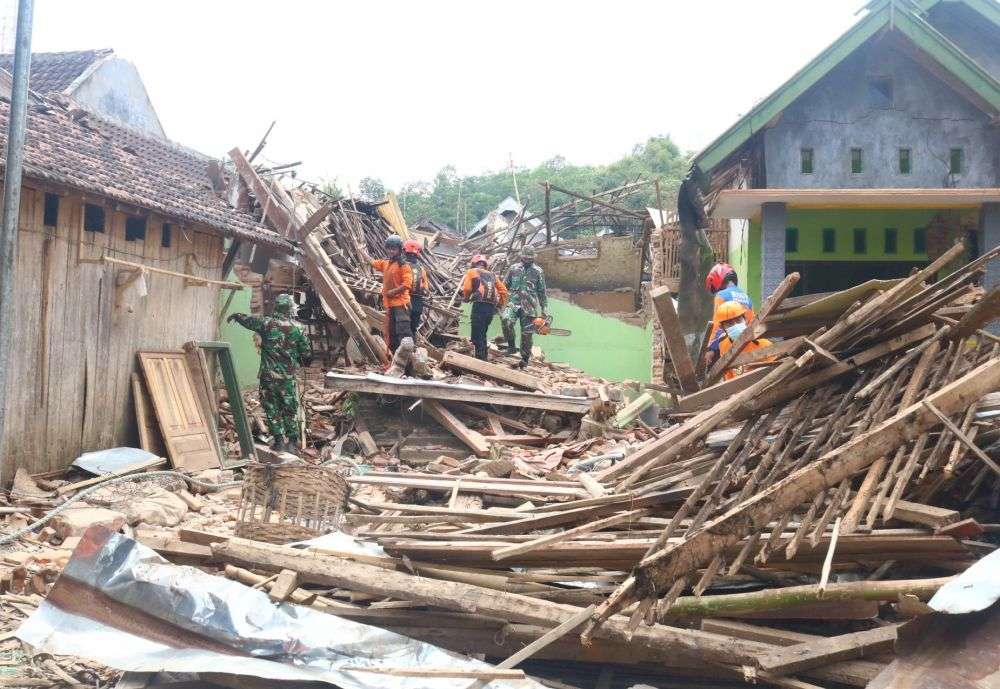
[236,462,350,544]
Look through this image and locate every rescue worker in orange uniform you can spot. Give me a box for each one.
[461,254,508,360]
[371,235,413,352]
[704,263,756,370]
[403,239,430,341]
[714,301,773,380]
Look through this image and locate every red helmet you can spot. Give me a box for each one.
[705,263,737,293]
[470,254,488,267]
[403,239,421,255]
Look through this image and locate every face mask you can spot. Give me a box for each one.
[725,322,747,340]
[522,259,533,267]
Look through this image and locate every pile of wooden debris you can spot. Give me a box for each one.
[2,158,1000,689]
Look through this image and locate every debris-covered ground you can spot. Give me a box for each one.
[2,151,1000,689]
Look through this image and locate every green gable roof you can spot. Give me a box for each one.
[693,0,1000,176]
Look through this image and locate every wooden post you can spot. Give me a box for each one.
[654,178,664,229]
[650,286,698,393]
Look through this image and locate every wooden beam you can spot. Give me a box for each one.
[424,400,491,457]
[638,356,1000,600]
[325,372,591,414]
[347,473,588,500]
[463,604,597,689]
[756,626,897,676]
[442,351,540,391]
[491,509,649,562]
[922,399,1000,478]
[677,368,769,412]
[747,324,936,413]
[103,256,244,290]
[210,537,774,666]
[650,286,698,393]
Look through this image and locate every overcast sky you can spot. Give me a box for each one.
[24,0,861,190]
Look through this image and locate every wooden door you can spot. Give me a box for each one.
[138,351,222,472]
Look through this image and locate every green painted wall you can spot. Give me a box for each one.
[741,207,976,303]
[224,284,652,386]
[461,297,652,382]
[219,276,260,389]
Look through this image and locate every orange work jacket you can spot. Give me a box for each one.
[371,258,413,309]
[461,268,508,307]
[718,335,774,380]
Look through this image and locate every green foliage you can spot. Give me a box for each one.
[319,178,344,201]
[359,176,387,203]
[394,135,690,233]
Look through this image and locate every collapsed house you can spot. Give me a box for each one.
[0,95,290,482]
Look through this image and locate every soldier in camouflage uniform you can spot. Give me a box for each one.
[501,245,548,368]
[228,293,312,453]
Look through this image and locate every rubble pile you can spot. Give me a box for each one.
[1,236,999,687]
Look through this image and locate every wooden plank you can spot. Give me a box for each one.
[677,368,770,412]
[649,286,698,393]
[131,372,166,457]
[748,323,936,413]
[730,336,805,368]
[345,668,525,680]
[757,625,897,676]
[326,372,591,414]
[638,356,1000,602]
[891,500,960,529]
[442,351,540,391]
[268,569,300,602]
[492,509,649,561]
[424,400,491,457]
[347,473,588,500]
[138,351,223,473]
[464,604,598,689]
[922,399,1000,478]
[443,402,535,433]
[210,537,775,666]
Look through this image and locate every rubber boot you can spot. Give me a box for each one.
[270,434,285,451]
[283,439,300,456]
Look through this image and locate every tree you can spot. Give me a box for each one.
[359,176,387,203]
[319,178,344,201]
[327,135,691,229]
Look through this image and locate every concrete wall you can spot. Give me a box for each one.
[764,41,999,189]
[534,235,642,294]
[72,58,166,139]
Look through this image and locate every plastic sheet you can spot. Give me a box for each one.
[71,447,158,475]
[929,548,1000,614]
[17,527,541,689]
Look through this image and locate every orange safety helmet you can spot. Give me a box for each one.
[705,262,737,293]
[470,254,488,267]
[715,300,746,323]
[403,239,422,255]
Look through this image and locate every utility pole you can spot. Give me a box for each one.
[508,153,521,206]
[0,0,34,474]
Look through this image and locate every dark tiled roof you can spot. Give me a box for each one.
[0,49,112,95]
[0,98,291,250]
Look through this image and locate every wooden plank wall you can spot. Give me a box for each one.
[3,185,224,480]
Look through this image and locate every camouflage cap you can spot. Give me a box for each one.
[520,246,536,259]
